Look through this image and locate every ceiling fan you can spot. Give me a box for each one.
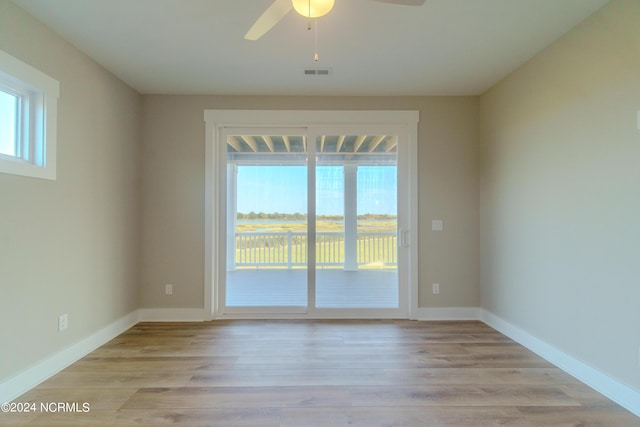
[245,0,426,41]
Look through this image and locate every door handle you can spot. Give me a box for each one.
[399,229,410,248]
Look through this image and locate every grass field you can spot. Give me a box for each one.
[236,220,396,233]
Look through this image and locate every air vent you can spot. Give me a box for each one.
[304,68,331,76]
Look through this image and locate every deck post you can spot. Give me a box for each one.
[344,163,358,271]
[287,231,293,269]
[227,163,238,271]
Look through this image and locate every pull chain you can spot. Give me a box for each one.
[305,1,319,62]
[314,18,319,61]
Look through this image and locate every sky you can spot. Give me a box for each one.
[0,90,17,156]
[236,165,397,216]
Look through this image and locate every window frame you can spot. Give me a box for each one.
[0,49,59,180]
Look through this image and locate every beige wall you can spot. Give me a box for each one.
[479,0,640,391]
[140,96,480,309]
[0,1,141,381]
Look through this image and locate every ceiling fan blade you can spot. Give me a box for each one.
[244,0,293,41]
[371,0,426,5]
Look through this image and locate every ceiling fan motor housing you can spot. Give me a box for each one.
[291,0,335,18]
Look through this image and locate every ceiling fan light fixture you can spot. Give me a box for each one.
[291,0,335,18]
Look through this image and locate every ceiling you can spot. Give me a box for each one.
[227,134,398,165]
[11,0,609,96]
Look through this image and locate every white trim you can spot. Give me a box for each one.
[481,309,640,418]
[213,310,408,320]
[137,308,207,322]
[204,110,419,319]
[0,310,138,403]
[204,120,216,320]
[414,306,481,321]
[407,120,419,319]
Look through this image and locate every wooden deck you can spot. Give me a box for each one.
[3,320,638,426]
[226,268,398,308]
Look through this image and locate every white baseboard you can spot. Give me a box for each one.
[0,310,139,404]
[413,306,481,321]
[481,309,640,418]
[138,308,207,322]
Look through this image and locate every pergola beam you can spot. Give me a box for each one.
[262,135,275,152]
[241,135,258,152]
[227,136,244,152]
[354,135,367,153]
[368,135,386,152]
[383,136,398,153]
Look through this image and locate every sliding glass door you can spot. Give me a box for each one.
[211,115,414,318]
[224,132,309,313]
[315,135,399,309]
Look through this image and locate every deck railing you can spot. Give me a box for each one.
[234,231,396,269]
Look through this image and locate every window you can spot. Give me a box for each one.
[0,49,59,180]
[0,89,18,156]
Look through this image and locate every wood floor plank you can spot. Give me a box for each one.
[37,371,192,389]
[187,368,390,387]
[121,386,352,409]
[1,320,636,426]
[0,411,40,426]
[27,408,282,427]
[409,352,556,368]
[382,367,581,386]
[348,385,581,407]
[186,367,579,388]
[63,356,238,373]
[279,407,526,427]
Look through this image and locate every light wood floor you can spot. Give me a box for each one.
[3,320,638,426]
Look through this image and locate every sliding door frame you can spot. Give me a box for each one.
[204,110,419,320]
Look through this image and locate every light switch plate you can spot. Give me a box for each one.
[432,220,443,231]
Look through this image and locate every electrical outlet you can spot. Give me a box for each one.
[432,283,440,295]
[431,220,443,231]
[58,313,68,332]
[165,284,173,295]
